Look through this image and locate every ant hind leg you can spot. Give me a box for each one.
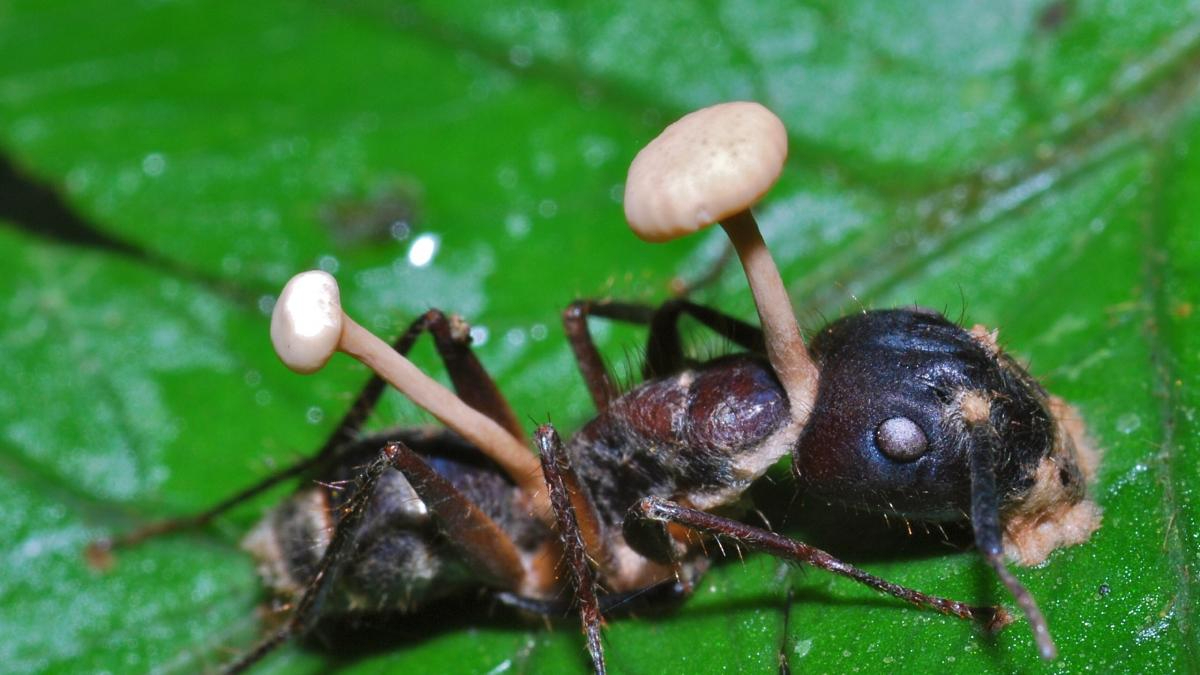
[222,443,403,673]
[631,497,1010,631]
[85,322,424,565]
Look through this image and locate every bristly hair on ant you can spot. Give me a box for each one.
[87,101,1101,673]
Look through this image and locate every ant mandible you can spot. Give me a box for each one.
[90,102,1101,673]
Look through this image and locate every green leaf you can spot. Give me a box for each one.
[1,0,1196,673]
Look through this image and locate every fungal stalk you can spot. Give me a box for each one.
[271,270,548,516]
[623,101,819,424]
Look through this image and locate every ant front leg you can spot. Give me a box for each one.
[88,309,521,563]
[967,421,1056,659]
[562,298,763,411]
[535,424,607,675]
[631,497,1010,631]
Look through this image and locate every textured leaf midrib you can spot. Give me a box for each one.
[1140,111,1198,669]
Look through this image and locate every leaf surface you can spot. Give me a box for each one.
[0,1,1196,672]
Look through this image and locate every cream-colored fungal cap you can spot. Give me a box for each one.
[271,270,344,374]
[624,101,787,242]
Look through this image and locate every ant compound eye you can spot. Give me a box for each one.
[875,417,928,462]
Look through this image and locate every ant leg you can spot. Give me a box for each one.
[778,588,794,675]
[222,443,404,673]
[563,299,762,410]
[632,497,1010,630]
[225,440,534,673]
[563,300,656,411]
[416,309,526,440]
[89,309,521,561]
[385,441,531,587]
[641,298,764,378]
[534,424,607,675]
[968,423,1056,659]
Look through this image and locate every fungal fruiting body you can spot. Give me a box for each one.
[623,101,788,241]
[623,101,818,430]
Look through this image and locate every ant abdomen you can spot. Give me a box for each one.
[244,428,550,617]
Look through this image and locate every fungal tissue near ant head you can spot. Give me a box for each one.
[970,324,1103,567]
[1002,395,1102,566]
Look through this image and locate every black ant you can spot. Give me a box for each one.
[88,102,1101,673]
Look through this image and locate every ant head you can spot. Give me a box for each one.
[793,308,1055,521]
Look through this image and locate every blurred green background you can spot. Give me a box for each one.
[0,0,1196,673]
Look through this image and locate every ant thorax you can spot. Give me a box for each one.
[567,353,795,589]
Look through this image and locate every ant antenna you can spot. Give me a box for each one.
[844,286,867,315]
[963,391,1057,660]
[955,283,969,328]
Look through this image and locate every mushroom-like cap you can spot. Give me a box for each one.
[624,101,787,242]
[271,270,344,374]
